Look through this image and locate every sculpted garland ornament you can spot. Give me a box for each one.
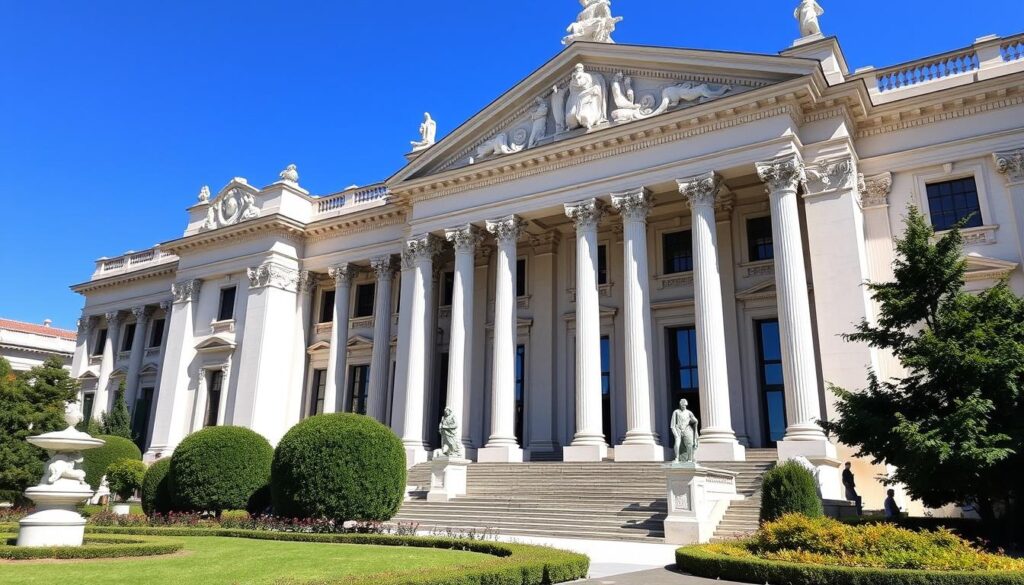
[247,263,300,291]
[202,188,260,231]
[172,280,202,304]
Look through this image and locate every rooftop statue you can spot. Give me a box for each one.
[563,0,622,45]
[795,0,824,38]
[411,112,437,152]
[671,399,700,464]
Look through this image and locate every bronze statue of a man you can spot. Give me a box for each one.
[670,399,700,463]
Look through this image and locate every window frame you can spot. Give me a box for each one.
[597,244,609,286]
[661,230,694,275]
[913,164,996,241]
[353,282,376,318]
[216,286,237,323]
[745,215,774,263]
[92,328,108,356]
[121,323,136,352]
[308,368,327,418]
[205,370,224,427]
[319,290,336,324]
[754,318,787,447]
[148,318,165,348]
[516,258,527,298]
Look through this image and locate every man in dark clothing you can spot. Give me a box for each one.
[884,489,901,519]
[842,462,863,515]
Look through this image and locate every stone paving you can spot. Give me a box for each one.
[572,567,749,585]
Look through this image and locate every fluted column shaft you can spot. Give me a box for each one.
[479,216,524,463]
[400,235,441,465]
[564,199,608,461]
[367,256,396,423]
[71,318,93,379]
[325,264,355,413]
[756,156,827,442]
[678,172,745,461]
[445,225,483,455]
[94,311,122,420]
[610,188,661,461]
[125,306,151,409]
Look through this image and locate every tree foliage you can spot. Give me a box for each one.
[106,458,147,502]
[170,426,273,515]
[759,461,824,523]
[0,356,77,497]
[101,381,133,440]
[82,435,142,490]
[141,458,173,516]
[822,208,1024,527]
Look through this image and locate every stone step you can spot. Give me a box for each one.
[399,504,668,519]
[393,518,666,541]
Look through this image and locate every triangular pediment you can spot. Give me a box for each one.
[392,42,818,183]
[736,280,777,302]
[964,253,1018,282]
[194,334,237,353]
[139,363,160,375]
[306,340,331,354]
[347,335,374,349]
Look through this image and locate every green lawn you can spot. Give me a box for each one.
[0,535,493,585]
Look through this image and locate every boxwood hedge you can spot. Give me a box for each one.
[759,461,823,523]
[82,434,143,490]
[170,426,273,515]
[676,546,1024,585]
[141,457,173,516]
[88,527,589,584]
[0,533,183,560]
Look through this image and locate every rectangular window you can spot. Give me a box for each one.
[309,369,327,417]
[217,286,237,322]
[600,336,612,444]
[516,258,527,297]
[121,323,136,352]
[666,327,700,426]
[319,290,335,324]
[514,345,526,443]
[747,216,774,262]
[92,328,107,356]
[662,231,693,274]
[354,283,376,318]
[205,370,223,427]
[926,177,983,231]
[82,393,95,424]
[148,319,165,348]
[756,319,787,446]
[441,271,455,306]
[597,245,608,286]
[132,387,154,449]
[348,365,370,415]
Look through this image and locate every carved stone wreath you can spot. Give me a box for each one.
[202,188,261,231]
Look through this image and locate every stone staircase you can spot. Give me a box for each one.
[394,449,776,542]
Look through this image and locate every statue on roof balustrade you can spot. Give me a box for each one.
[563,0,622,45]
[795,0,825,38]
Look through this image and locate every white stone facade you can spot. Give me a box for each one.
[70,18,1024,507]
[0,319,75,371]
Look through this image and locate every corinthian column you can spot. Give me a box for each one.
[124,306,152,410]
[325,264,356,413]
[366,255,396,423]
[94,311,122,420]
[755,155,833,460]
[400,234,442,466]
[479,216,525,463]
[677,172,745,462]
[610,188,662,462]
[994,149,1024,262]
[71,317,94,379]
[563,199,608,462]
[444,225,483,458]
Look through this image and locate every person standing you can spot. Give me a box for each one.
[842,462,863,515]
[884,489,901,519]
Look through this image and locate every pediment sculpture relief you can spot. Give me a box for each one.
[563,0,622,45]
[202,187,260,231]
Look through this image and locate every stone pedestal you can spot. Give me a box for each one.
[696,441,747,463]
[477,445,523,463]
[563,444,607,462]
[426,456,470,503]
[613,444,664,462]
[663,463,742,546]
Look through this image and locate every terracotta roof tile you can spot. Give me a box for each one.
[0,318,77,341]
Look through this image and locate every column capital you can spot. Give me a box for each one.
[328,263,358,288]
[676,172,723,208]
[77,316,96,335]
[172,279,202,304]
[994,148,1024,183]
[104,311,122,328]
[247,262,300,292]
[485,215,526,244]
[858,172,893,209]
[755,155,805,193]
[611,187,654,220]
[370,255,397,279]
[564,199,607,230]
[802,157,856,195]
[403,234,443,268]
[159,300,172,311]
[296,270,317,294]
[130,305,153,323]
[445,224,485,253]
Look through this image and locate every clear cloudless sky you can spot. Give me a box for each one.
[1,1,1022,329]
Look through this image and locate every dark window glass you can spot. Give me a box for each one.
[348,365,370,415]
[597,245,608,285]
[441,271,455,306]
[149,319,165,348]
[320,290,335,323]
[217,287,236,322]
[309,369,327,417]
[926,177,982,231]
[666,327,700,433]
[92,329,107,356]
[354,283,376,318]
[132,387,154,450]
[205,370,223,427]
[747,216,774,261]
[756,319,787,445]
[515,345,526,443]
[431,353,449,449]
[516,259,527,297]
[82,393,95,424]
[600,336,612,444]
[662,231,693,274]
[121,323,136,352]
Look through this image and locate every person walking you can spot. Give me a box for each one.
[842,462,863,515]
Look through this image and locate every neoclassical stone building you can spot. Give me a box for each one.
[70,4,1024,504]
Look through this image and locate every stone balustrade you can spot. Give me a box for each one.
[315,185,389,215]
[875,49,979,92]
[93,247,177,278]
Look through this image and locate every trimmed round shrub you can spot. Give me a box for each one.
[82,435,142,490]
[169,426,272,515]
[106,459,147,502]
[271,413,405,521]
[141,458,172,516]
[760,461,823,523]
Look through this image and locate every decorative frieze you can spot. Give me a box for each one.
[994,148,1024,183]
[656,273,693,290]
[611,187,654,221]
[858,172,893,208]
[677,172,722,208]
[485,215,526,243]
[201,187,260,231]
[172,279,202,304]
[755,155,804,193]
[564,199,607,230]
[247,262,300,292]
[803,158,855,194]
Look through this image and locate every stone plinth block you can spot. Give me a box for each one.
[663,463,743,546]
[562,444,608,462]
[613,443,664,462]
[426,456,470,503]
[476,446,523,463]
[405,446,430,468]
[695,441,747,463]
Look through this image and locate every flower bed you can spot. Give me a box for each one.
[0,533,183,560]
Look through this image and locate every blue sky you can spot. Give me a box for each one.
[1,1,1021,329]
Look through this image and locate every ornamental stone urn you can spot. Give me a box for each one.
[16,403,105,547]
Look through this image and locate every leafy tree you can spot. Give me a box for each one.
[107,459,147,502]
[823,208,1023,529]
[0,357,78,497]
[101,381,133,440]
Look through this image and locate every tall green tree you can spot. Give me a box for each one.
[0,356,78,498]
[101,381,133,440]
[823,208,1023,527]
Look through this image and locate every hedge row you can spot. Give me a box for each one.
[676,546,1024,585]
[88,527,589,584]
[0,534,183,560]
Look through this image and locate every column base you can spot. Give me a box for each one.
[614,443,665,462]
[563,443,608,462]
[696,441,746,462]
[404,446,430,468]
[476,445,523,463]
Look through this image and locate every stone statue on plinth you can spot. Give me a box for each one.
[438,407,463,458]
[794,0,824,38]
[670,399,700,463]
[410,112,437,152]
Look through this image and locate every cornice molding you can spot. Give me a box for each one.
[70,263,179,295]
[161,215,306,256]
